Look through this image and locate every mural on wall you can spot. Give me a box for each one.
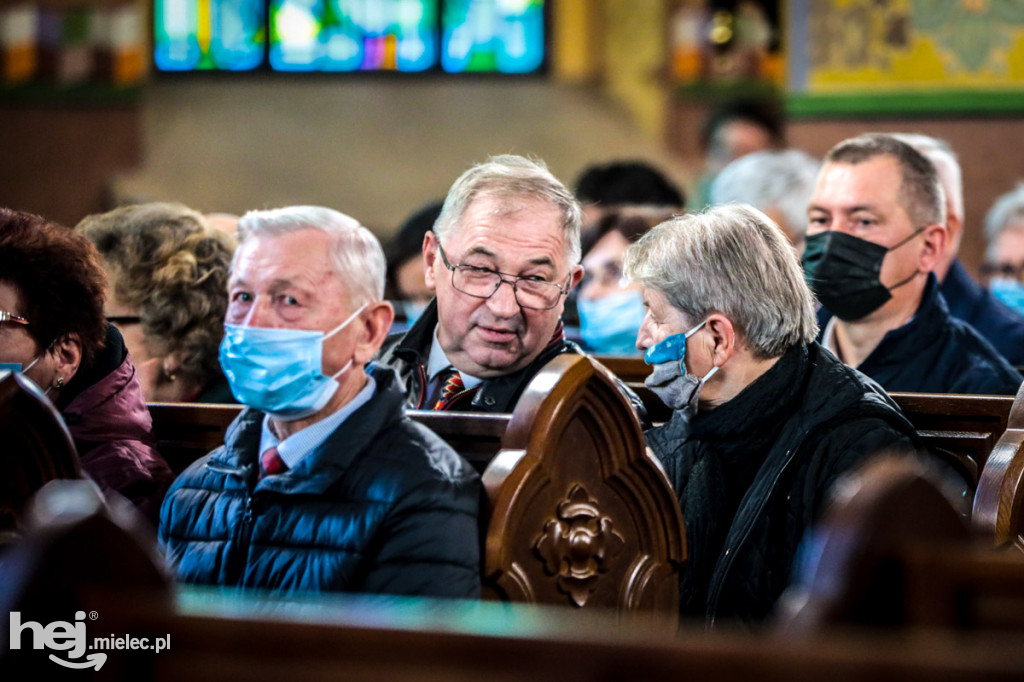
[789,0,1024,94]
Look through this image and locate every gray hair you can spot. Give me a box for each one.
[984,184,1024,260]
[890,133,963,222]
[825,133,946,229]
[434,154,583,266]
[235,206,385,306]
[709,149,820,242]
[623,204,818,359]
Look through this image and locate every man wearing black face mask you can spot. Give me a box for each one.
[803,133,1021,395]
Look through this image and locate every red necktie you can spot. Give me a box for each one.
[259,446,288,480]
[432,368,465,410]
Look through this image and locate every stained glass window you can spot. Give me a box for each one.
[155,0,265,71]
[441,0,544,74]
[154,0,544,73]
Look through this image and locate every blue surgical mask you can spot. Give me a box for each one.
[989,278,1024,317]
[577,289,646,355]
[643,319,717,414]
[219,304,366,421]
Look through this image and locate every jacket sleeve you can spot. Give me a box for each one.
[360,464,483,599]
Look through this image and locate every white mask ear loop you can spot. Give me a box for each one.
[324,303,368,380]
[324,303,368,340]
[23,354,42,373]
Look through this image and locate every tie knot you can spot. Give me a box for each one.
[259,446,287,479]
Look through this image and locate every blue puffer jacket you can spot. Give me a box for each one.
[158,366,482,598]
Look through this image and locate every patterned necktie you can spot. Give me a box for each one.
[432,367,465,410]
[259,446,288,480]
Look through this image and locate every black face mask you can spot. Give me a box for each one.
[801,229,922,321]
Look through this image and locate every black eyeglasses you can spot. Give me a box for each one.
[0,310,29,327]
[437,242,570,311]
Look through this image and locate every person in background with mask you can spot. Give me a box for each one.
[385,200,443,331]
[577,209,674,355]
[803,133,1021,395]
[159,206,481,598]
[981,184,1024,319]
[891,134,1024,366]
[624,204,920,625]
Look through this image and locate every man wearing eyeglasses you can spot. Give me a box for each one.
[378,155,587,413]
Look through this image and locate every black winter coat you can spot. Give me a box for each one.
[646,343,920,627]
[159,366,482,598]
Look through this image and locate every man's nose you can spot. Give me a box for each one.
[486,279,522,318]
[242,296,277,328]
[635,324,652,352]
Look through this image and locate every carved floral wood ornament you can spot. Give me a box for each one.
[481,354,686,616]
[535,484,625,606]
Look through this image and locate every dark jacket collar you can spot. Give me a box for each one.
[818,272,948,372]
[858,272,948,373]
[57,322,125,411]
[940,258,984,313]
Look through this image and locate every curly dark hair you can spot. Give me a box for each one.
[77,203,234,388]
[0,208,108,369]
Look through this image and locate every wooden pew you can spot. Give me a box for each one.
[890,391,1013,490]
[150,403,510,477]
[149,355,687,617]
[16,572,1024,682]
[0,370,81,542]
[972,381,1024,550]
[776,456,1024,633]
[593,354,1015,490]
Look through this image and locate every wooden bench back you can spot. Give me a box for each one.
[0,371,80,538]
[480,354,685,614]
[972,380,1024,550]
[593,355,1014,489]
[777,456,1024,633]
[148,402,508,477]
[52,581,1024,682]
[148,355,686,617]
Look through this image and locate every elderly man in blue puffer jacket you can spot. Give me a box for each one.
[159,206,480,598]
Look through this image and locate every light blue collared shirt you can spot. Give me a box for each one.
[258,373,377,470]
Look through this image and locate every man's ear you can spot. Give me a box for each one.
[354,301,395,365]
[704,313,735,368]
[568,263,585,290]
[946,211,963,254]
[422,231,439,291]
[919,223,948,272]
[50,333,82,386]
